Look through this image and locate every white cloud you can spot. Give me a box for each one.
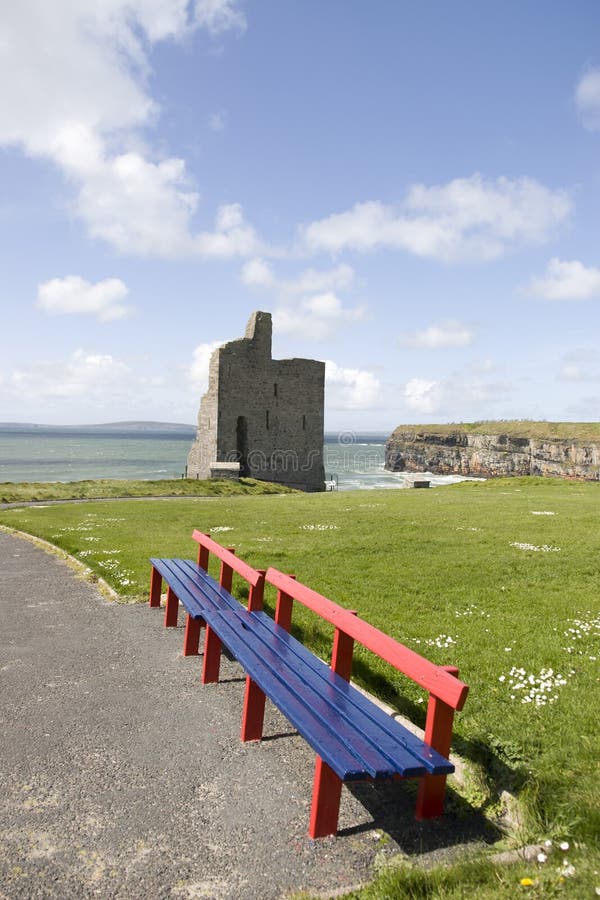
[241,258,277,288]
[190,204,262,259]
[279,264,355,295]
[73,148,260,256]
[400,320,474,349]
[0,1,255,259]
[194,0,246,35]
[575,68,600,131]
[404,374,513,415]
[299,175,571,262]
[188,340,223,392]
[274,293,365,340]
[559,349,600,382]
[241,259,354,295]
[208,111,227,132]
[37,276,131,321]
[325,361,380,410]
[1,345,203,422]
[404,378,441,414]
[8,350,130,402]
[242,260,362,339]
[526,258,600,300]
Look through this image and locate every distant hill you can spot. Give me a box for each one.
[0,421,196,435]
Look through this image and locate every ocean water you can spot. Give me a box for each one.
[0,431,467,491]
[0,432,192,484]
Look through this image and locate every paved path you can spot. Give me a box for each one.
[0,531,493,899]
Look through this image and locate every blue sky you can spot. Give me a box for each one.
[1,0,600,431]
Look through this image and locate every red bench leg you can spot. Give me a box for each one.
[309,757,343,838]
[183,615,203,656]
[241,676,266,741]
[163,586,179,627]
[149,566,162,607]
[201,626,222,683]
[416,667,458,819]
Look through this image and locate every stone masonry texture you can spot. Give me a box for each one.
[187,311,325,491]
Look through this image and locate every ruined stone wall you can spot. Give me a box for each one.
[187,311,325,491]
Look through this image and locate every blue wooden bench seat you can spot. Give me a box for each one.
[148,532,469,838]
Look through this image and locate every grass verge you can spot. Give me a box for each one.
[0,476,296,504]
[389,420,600,441]
[1,476,598,897]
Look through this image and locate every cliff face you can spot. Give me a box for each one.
[385,429,600,480]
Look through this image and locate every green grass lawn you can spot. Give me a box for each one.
[1,477,598,897]
[390,420,600,440]
[0,476,295,504]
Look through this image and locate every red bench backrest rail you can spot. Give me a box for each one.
[192,530,265,609]
[266,567,468,712]
[265,565,469,820]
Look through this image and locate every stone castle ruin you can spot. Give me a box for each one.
[187,311,325,491]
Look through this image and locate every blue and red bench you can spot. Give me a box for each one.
[149,531,469,838]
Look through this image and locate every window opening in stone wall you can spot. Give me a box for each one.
[236,416,250,476]
[302,414,306,430]
[266,409,270,430]
[274,383,278,397]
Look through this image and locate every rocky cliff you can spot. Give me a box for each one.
[385,426,600,481]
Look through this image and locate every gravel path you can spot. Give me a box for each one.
[0,530,495,899]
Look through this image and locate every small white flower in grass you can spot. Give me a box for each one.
[300,524,339,531]
[544,840,552,847]
[510,541,560,552]
[499,666,574,706]
[425,634,456,649]
[537,852,547,863]
[454,603,490,619]
[560,841,569,851]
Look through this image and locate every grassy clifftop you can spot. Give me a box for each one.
[390,421,600,441]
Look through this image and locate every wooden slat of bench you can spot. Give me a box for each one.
[150,557,208,617]
[176,558,453,777]
[157,557,452,781]
[245,618,451,775]
[151,558,371,780]
[167,559,404,780]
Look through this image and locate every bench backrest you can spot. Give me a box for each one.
[266,567,468,712]
[192,530,265,609]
